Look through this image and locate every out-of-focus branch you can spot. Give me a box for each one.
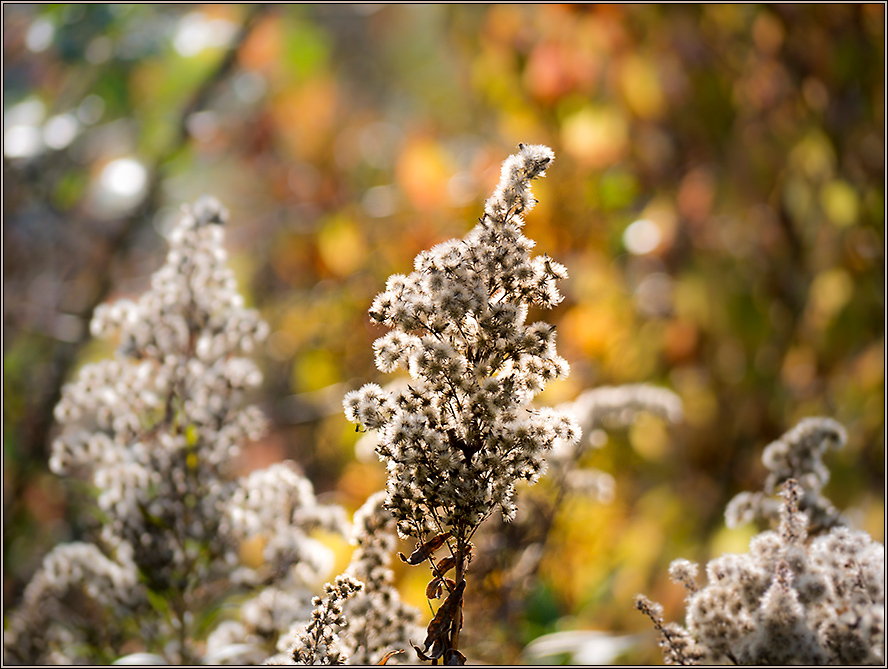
[91,3,272,325]
[8,4,272,536]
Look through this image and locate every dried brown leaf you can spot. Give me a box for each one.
[435,554,456,574]
[398,531,451,565]
[421,579,466,655]
[426,576,444,600]
[426,576,457,600]
[444,648,467,665]
[411,642,432,662]
[377,649,403,665]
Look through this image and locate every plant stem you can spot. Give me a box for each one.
[449,529,467,657]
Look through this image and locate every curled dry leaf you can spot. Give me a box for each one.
[426,576,443,600]
[444,648,467,665]
[377,649,404,665]
[420,579,466,659]
[426,576,456,600]
[398,531,451,565]
[411,641,433,662]
[435,544,473,576]
[435,554,457,574]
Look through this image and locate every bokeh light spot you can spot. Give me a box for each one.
[100,158,148,199]
[173,12,237,57]
[43,114,79,150]
[25,17,54,53]
[623,219,662,255]
[4,126,43,159]
[820,180,859,228]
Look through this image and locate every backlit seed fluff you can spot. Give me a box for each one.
[5,199,345,666]
[343,145,579,541]
[638,420,884,666]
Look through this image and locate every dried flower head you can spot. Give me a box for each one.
[5,198,343,665]
[344,143,577,539]
[551,384,683,500]
[271,575,365,666]
[725,417,848,533]
[638,418,885,666]
[343,144,578,663]
[335,492,425,665]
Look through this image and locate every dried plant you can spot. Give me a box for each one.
[342,144,580,663]
[4,198,346,665]
[725,416,849,533]
[637,418,885,665]
[549,384,683,505]
[272,575,364,666]
[465,384,683,658]
[268,492,424,666]
[7,150,876,669]
[339,492,424,665]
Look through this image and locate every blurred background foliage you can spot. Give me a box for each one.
[3,4,884,664]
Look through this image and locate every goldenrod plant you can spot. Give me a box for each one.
[343,144,580,664]
[3,199,346,665]
[637,418,884,665]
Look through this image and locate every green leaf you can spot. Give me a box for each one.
[145,587,170,620]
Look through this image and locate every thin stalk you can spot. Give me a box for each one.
[449,528,467,656]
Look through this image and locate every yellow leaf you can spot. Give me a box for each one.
[561,106,628,169]
[619,55,665,119]
[317,213,366,277]
[820,180,859,227]
[239,535,267,569]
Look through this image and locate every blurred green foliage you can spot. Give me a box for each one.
[3,4,883,664]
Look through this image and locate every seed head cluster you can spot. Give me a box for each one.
[5,199,343,665]
[637,419,884,665]
[343,144,579,541]
[340,492,424,664]
[270,575,365,666]
[725,416,848,532]
[552,384,683,503]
